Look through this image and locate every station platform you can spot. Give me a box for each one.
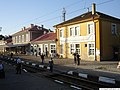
[14,55,120,85]
[0,61,73,90]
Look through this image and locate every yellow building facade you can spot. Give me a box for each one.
[54,11,120,61]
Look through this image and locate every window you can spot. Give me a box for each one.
[70,44,80,54]
[13,37,15,43]
[50,45,56,53]
[111,23,117,34]
[75,26,79,36]
[60,29,63,37]
[19,35,21,43]
[70,27,74,36]
[16,36,18,43]
[88,44,94,55]
[88,23,93,34]
[26,34,29,42]
[60,44,63,54]
[70,44,74,54]
[22,35,24,42]
[69,26,80,36]
[75,44,80,54]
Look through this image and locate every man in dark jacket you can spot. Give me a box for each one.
[0,61,5,78]
[77,54,80,65]
[49,58,54,72]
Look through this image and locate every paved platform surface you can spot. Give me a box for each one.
[15,55,120,81]
[0,62,74,90]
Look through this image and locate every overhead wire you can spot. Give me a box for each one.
[35,0,115,24]
[12,0,83,28]
[11,0,115,33]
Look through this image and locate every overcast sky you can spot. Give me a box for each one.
[0,0,119,35]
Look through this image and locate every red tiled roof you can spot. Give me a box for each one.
[12,25,49,36]
[32,32,56,42]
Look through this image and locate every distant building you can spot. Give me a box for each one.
[54,3,120,61]
[0,39,6,53]
[0,36,12,54]
[31,32,57,57]
[10,24,50,54]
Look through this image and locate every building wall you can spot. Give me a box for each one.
[100,19,120,60]
[31,41,56,57]
[56,20,100,61]
[12,32,29,44]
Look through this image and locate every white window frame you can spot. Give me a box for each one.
[87,42,95,56]
[60,29,63,38]
[22,35,24,42]
[70,27,74,36]
[70,44,74,54]
[69,25,80,37]
[70,43,81,55]
[19,35,21,43]
[13,37,15,43]
[26,34,29,42]
[16,36,18,43]
[44,44,48,53]
[50,44,56,54]
[87,22,94,35]
[39,44,43,54]
[75,26,80,36]
[111,23,117,35]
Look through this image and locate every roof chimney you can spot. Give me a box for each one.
[23,27,26,30]
[92,3,96,15]
[31,24,34,28]
[41,25,44,29]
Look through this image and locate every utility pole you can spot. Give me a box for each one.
[0,27,2,32]
[62,8,67,58]
[92,3,97,61]
[62,8,66,22]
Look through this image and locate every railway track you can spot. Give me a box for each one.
[0,56,118,90]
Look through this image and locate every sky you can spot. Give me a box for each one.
[0,0,120,35]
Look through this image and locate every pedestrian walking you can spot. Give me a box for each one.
[16,57,22,74]
[0,61,5,79]
[10,52,13,59]
[77,53,80,65]
[73,52,77,65]
[41,53,45,64]
[49,58,54,72]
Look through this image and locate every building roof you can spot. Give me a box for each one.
[54,11,120,27]
[12,24,49,36]
[31,32,56,42]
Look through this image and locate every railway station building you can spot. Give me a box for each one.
[54,3,120,61]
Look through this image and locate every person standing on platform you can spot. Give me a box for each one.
[16,57,22,74]
[41,53,45,64]
[10,52,13,59]
[73,52,77,65]
[77,53,80,65]
[0,61,5,78]
[49,58,54,72]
